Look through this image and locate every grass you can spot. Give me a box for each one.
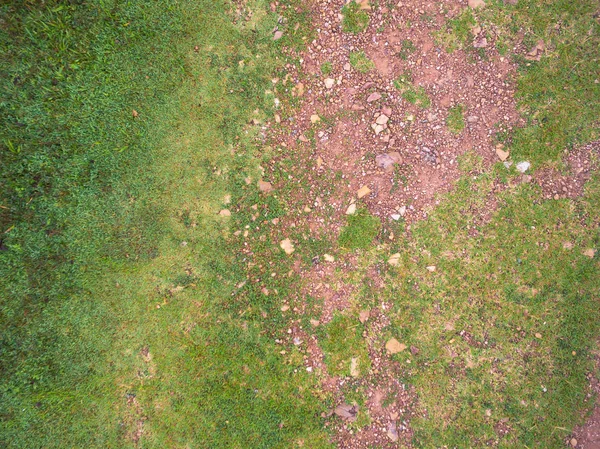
[446,104,466,134]
[341,1,370,34]
[349,50,375,73]
[1,0,599,448]
[394,72,431,108]
[0,0,330,447]
[320,61,333,76]
[338,209,381,250]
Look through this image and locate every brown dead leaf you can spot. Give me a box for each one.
[132,109,139,118]
[495,144,510,161]
[386,338,406,354]
[525,40,545,61]
[334,403,359,422]
[258,180,273,193]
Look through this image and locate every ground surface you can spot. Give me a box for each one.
[1,0,600,448]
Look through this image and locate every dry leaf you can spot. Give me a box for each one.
[388,253,401,266]
[258,180,273,193]
[334,403,358,422]
[132,109,139,118]
[495,145,510,161]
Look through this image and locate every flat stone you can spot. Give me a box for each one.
[386,338,406,354]
[382,106,392,116]
[376,114,389,125]
[468,0,486,8]
[258,180,273,192]
[219,209,231,217]
[516,161,531,173]
[495,145,510,161]
[310,114,321,124]
[324,78,335,89]
[357,185,371,198]
[388,253,401,266]
[324,254,335,262]
[280,238,295,255]
[346,203,357,215]
[366,92,382,102]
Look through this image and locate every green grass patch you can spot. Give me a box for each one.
[349,50,375,73]
[434,8,476,53]
[320,61,333,75]
[0,1,331,447]
[446,104,465,134]
[341,1,370,34]
[320,313,371,378]
[338,209,381,250]
[394,72,431,108]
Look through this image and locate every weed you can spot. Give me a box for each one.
[397,39,417,60]
[341,1,370,34]
[349,51,375,73]
[446,104,465,134]
[321,61,333,75]
[394,72,431,108]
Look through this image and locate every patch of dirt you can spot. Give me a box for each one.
[571,352,600,449]
[534,140,600,200]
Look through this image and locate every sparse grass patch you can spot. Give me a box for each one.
[321,61,333,75]
[341,1,370,34]
[320,313,371,378]
[394,72,431,108]
[349,50,375,73]
[434,8,476,53]
[446,104,465,134]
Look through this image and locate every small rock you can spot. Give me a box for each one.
[324,78,335,89]
[388,253,401,266]
[426,265,436,272]
[219,209,231,217]
[310,319,320,326]
[375,153,397,172]
[280,238,295,255]
[468,0,486,8]
[382,106,392,116]
[495,145,510,161]
[473,37,488,48]
[310,114,320,124]
[258,180,273,192]
[398,206,407,216]
[391,214,401,220]
[350,357,360,377]
[387,422,399,442]
[376,114,389,125]
[372,123,385,135]
[343,62,351,71]
[583,248,596,258]
[281,305,290,312]
[570,438,578,447]
[357,185,371,198]
[273,30,284,40]
[346,203,357,215]
[324,254,335,262]
[535,332,542,339]
[410,345,420,356]
[466,115,479,123]
[359,310,370,323]
[516,161,531,173]
[386,338,406,354]
[366,92,382,102]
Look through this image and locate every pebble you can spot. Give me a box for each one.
[376,114,389,125]
[366,92,382,102]
[516,161,531,173]
[346,203,357,215]
[324,78,335,89]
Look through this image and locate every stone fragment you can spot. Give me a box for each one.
[258,180,273,192]
[310,114,320,124]
[516,161,531,173]
[280,238,295,255]
[495,145,510,161]
[367,92,382,102]
[357,185,371,198]
[346,203,357,215]
[324,78,335,89]
[386,338,407,354]
[219,209,231,217]
[376,114,389,125]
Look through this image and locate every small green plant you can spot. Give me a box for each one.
[398,39,417,59]
[433,9,475,53]
[349,51,375,73]
[393,72,431,108]
[341,1,370,34]
[446,104,465,134]
[338,209,381,249]
[320,61,333,75]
